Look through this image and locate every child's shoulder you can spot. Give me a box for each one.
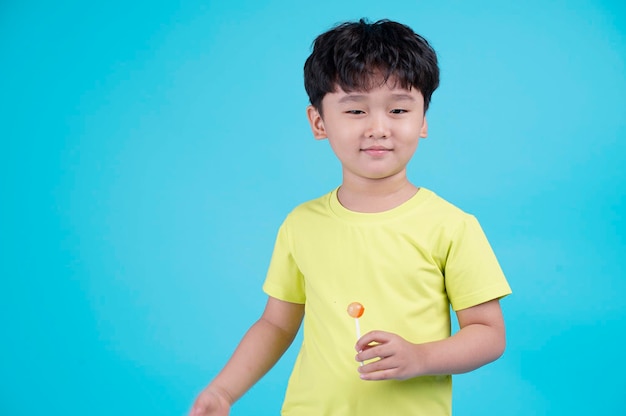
[419,189,486,240]
[286,189,335,218]
[419,188,469,217]
[422,187,483,223]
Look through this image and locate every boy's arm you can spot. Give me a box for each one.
[355,298,505,380]
[190,296,304,415]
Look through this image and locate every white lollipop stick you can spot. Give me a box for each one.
[355,317,364,366]
[347,302,365,367]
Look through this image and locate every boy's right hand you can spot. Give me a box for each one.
[189,388,231,416]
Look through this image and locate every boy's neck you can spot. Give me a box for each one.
[337,175,419,213]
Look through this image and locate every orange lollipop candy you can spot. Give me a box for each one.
[347,302,364,318]
[347,302,365,366]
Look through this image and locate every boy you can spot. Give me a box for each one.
[191,19,511,415]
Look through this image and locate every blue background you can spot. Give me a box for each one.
[1,0,625,414]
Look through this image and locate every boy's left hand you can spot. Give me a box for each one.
[355,331,424,381]
[354,299,507,381]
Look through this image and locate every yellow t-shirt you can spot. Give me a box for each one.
[263,188,511,415]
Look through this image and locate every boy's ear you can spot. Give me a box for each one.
[306,105,327,140]
[420,117,429,138]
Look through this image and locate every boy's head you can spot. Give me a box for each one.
[304,19,439,114]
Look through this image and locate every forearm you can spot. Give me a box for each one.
[207,316,298,404]
[356,299,506,381]
[417,321,505,376]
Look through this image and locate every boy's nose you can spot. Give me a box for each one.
[365,115,390,139]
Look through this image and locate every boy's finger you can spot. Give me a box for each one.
[355,330,390,350]
[356,342,390,362]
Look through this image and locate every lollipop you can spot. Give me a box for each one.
[347,302,365,366]
[347,302,364,323]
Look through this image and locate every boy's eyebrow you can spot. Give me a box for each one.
[337,93,417,103]
[337,94,367,103]
[390,93,417,102]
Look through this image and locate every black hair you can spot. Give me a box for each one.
[304,18,439,112]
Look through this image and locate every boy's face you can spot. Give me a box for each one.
[307,79,428,184]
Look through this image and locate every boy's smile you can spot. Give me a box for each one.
[361,145,392,157]
[307,80,428,187]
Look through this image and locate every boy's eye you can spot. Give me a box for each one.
[390,109,408,114]
[345,110,365,115]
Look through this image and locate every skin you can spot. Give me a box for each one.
[306,80,428,213]
[189,80,506,415]
[356,299,505,380]
[189,298,304,415]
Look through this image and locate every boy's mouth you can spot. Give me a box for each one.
[361,145,392,156]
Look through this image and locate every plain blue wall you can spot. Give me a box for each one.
[1,1,625,414]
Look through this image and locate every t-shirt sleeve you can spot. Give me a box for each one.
[444,215,512,311]
[262,220,306,304]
